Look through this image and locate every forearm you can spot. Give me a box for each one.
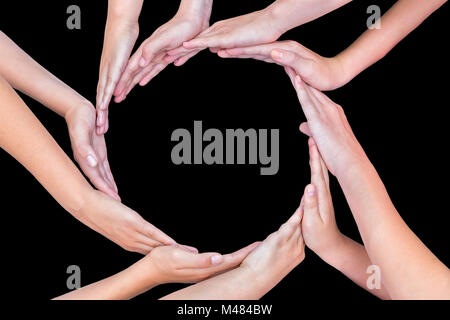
[337,0,447,84]
[267,0,352,35]
[107,0,143,24]
[0,32,88,117]
[325,234,390,299]
[177,0,213,23]
[54,260,157,300]
[0,76,91,214]
[161,267,271,300]
[337,158,450,299]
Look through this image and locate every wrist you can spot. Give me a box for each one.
[127,257,160,294]
[107,1,142,25]
[263,1,293,38]
[177,0,213,27]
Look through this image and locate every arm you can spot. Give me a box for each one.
[0,31,119,199]
[220,0,447,91]
[181,0,351,51]
[337,0,447,86]
[162,205,305,300]
[96,0,143,134]
[0,75,176,254]
[288,71,450,299]
[112,0,214,109]
[302,137,390,299]
[54,243,258,300]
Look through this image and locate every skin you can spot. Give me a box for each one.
[0,31,118,200]
[54,242,259,300]
[178,0,352,54]
[97,0,214,133]
[0,35,185,255]
[219,0,448,90]
[287,70,450,299]
[303,138,390,299]
[96,0,143,135]
[162,205,305,300]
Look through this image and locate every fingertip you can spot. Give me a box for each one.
[271,49,283,61]
[306,184,316,197]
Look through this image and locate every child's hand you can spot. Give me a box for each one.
[96,19,140,134]
[76,189,179,254]
[240,207,305,287]
[301,138,345,262]
[219,40,348,91]
[179,8,283,56]
[286,69,366,177]
[65,101,119,201]
[113,0,212,103]
[140,242,260,285]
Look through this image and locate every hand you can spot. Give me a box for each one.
[180,7,283,54]
[241,207,305,285]
[113,0,213,102]
[139,242,260,285]
[96,18,140,134]
[65,101,119,201]
[76,190,179,254]
[286,68,367,177]
[219,40,348,91]
[301,137,345,261]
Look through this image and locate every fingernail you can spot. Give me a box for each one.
[272,50,283,60]
[86,155,98,167]
[139,58,147,67]
[307,185,316,196]
[211,255,223,265]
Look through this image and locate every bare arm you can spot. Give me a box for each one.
[288,71,450,299]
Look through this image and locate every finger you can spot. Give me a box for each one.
[141,223,176,246]
[174,50,198,67]
[139,37,167,68]
[225,45,272,57]
[179,245,199,253]
[299,122,312,137]
[136,236,164,249]
[103,159,119,194]
[209,47,220,53]
[96,158,117,195]
[167,45,194,56]
[303,184,321,223]
[177,249,224,269]
[293,75,320,121]
[96,66,108,111]
[139,63,167,86]
[309,139,328,221]
[83,165,119,200]
[114,52,142,99]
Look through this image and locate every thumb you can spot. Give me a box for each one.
[272,49,313,80]
[139,37,166,67]
[303,184,321,223]
[72,128,98,167]
[177,248,224,269]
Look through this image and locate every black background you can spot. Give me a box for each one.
[0,0,448,312]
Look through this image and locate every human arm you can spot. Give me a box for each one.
[111,0,213,107]
[0,31,119,199]
[288,70,450,299]
[179,0,351,52]
[54,243,258,300]
[0,75,177,254]
[161,206,305,300]
[220,0,447,90]
[302,137,390,299]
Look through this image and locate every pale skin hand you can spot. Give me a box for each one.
[178,0,351,54]
[76,190,178,254]
[290,74,450,299]
[0,31,118,199]
[162,207,305,300]
[65,101,119,201]
[96,0,143,135]
[113,0,213,103]
[54,243,258,300]
[0,75,178,255]
[219,40,346,91]
[302,137,390,299]
[221,0,447,90]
